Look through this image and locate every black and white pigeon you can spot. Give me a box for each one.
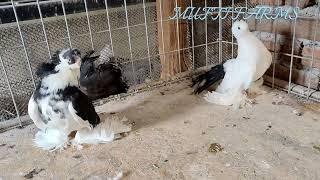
[80,45,129,101]
[28,49,114,151]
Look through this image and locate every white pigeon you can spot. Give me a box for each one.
[28,48,114,151]
[193,20,272,108]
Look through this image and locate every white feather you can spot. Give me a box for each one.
[95,44,113,66]
[42,68,79,92]
[73,120,115,145]
[205,20,272,108]
[34,129,69,151]
[107,172,123,180]
[28,95,47,130]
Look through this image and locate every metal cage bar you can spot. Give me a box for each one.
[10,0,36,89]
[231,0,235,59]
[142,0,152,76]
[159,0,166,70]
[218,0,222,63]
[36,0,52,58]
[205,0,208,66]
[84,0,95,50]
[175,0,181,73]
[123,0,137,85]
[288,0,300,94]
[306,6,320,99]
[191,0,195,70]
[271,0,280,88]
[61,0,72,48]
[104,0,114,56]
[0,55,22,127]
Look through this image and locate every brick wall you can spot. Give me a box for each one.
[247,1,320,90]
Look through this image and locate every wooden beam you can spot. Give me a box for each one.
[156,0,190,80]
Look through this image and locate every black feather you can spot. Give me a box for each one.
[80,52,129,101]
[61,86,100,127]
[35,62,58,79]
[193,64,225,94]
[51,50,62,64]
[81,50,99,63]
[35,50,63,78]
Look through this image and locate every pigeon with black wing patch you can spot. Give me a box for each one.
[28,48,114,151]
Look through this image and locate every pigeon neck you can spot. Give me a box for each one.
[43,68,80,92]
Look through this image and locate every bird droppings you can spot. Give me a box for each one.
[208,143,224,153]
[72,154,82,159]
[0,144,6,147]
[266,125,272,131]
[152,164,160,169]
[313,145,320,153]
[272,100,285,105]
[23,168,44,179]
[122,131,130,136]
[186,150,198,155]
[17,126,25,129]
[292,109,303,116]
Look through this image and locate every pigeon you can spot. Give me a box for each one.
[28,48,114,151]
[193,20,272,108]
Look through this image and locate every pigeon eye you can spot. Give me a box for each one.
[238,27,240,30]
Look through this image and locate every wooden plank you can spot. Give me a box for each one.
[156,0,190,80]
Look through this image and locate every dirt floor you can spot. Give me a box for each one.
[0,80,320,180]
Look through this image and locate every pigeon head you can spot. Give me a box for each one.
[53,48,82,70]
[35,48,81,78]
[232,20,249,39]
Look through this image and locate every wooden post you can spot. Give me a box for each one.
[156,0,190,80]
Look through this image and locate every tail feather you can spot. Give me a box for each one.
[193,64,225,94]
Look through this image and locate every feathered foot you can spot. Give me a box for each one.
[204,91,236,106]
[234,90,257,109]
[72,120,115,146]
[247,77,268,97]
[204,90,255,110]
[33,129,69,151]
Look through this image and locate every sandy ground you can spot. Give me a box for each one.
[0,80,320,180]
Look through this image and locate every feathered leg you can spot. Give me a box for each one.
[204,90,246,108]
[33,128,69,151]
[72,120,115,146]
